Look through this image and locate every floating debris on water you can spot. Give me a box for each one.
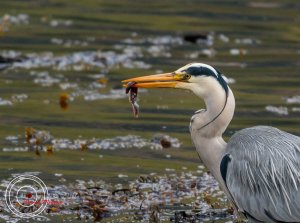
[212,61,247,68]
[265,105,288,115]
[97,76,108,85]
[229,48,247,56]
[49,19,73,27]
[234,38,261,45]
[10,171,41,178]
[82,89,126,101]
[87,134,181,150]
[292,107,300,112]
[151,134,181,149]
[0,168,235,222]
[30,71,61,87]
[200,49,216,58]
[4,128,182,152]
[118,174,128,178]
[285,95,300,104]
[0,13,29,25]
[122,35,183,46]
[2,147,29,152]
[186,49,216,58]
[0,94,28,106]
[0,50,22,59]
[59,82,78,90]
[183,33,214,46]
[147,35,183,45]
[24,127,52,156]
[0,50,23,70]
[2,50,151,71]
[59,93,69,110]
[11,94,28,103]
[5,135,19,144]
[0,97,12,106]
[51,38,89,47]
[54,173,63,177]
[147,45,172,58]
[218,34,230,43]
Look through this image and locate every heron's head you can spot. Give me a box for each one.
[122,63,228,98]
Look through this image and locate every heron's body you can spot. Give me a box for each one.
[123,63,300,222]
[226,126,300,222]
[189,81,300,222]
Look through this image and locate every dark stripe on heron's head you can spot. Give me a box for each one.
[185,66,228,94]
[186,66,216,77]
[216,70,229,95]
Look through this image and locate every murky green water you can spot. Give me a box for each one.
[0,0,299,222]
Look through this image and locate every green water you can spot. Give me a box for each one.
[0,0,299,222]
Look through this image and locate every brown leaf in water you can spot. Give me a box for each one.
[80,143,88,151]
[25,127,36,144]
[203,192,212,205]
[160,138,171,148]
[59,93,69,110]
[97,77,108,85]
[46,145,54,155]
[93,203,108,222]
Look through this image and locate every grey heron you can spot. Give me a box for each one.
[122,63,300,222]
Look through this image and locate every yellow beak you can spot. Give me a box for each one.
[122,72,183,88]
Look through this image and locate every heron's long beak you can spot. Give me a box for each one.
[122,72,184,88]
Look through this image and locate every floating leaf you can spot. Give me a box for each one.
[25,127,36,144]
[59,93,69,110]
[97,77,108,85]
[46,145,54,155]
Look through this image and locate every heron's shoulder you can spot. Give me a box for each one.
[226,126,300,158]
[232,125,284,137]
[227,125,300,153]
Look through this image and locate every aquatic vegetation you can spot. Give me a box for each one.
[0,170,234,222]
[3,128,182,153]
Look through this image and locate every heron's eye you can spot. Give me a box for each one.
[183,73,191,80]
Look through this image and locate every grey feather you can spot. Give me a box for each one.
[225,126,300,222]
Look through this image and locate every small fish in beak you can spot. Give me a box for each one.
[126,82,139,118]
[123,72,188,118]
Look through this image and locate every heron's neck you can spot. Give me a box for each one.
[190,85,235,187]
[191,84,235,136]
